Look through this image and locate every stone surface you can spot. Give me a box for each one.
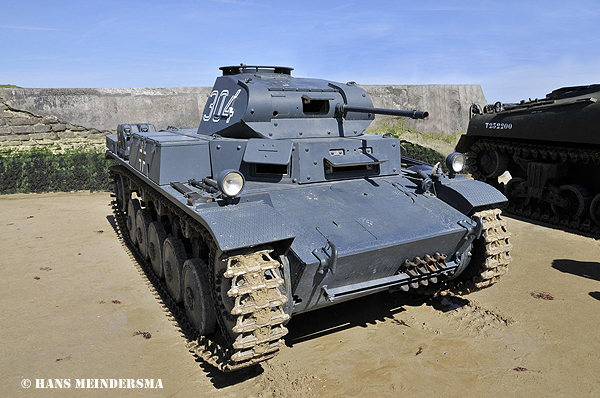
[0,87,212,132]
[50,123,67,131]
[32,124,51,133]
[0,84,488,152]
[7,117,38,126]
[6,134,30,141]
[42,115,58,123]
[57,131,76,139]
[10,125,34,134]
[0,85,486,136]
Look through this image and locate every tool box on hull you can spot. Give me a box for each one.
[128,131,211,186]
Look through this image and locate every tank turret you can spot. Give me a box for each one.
[197,64,427,139]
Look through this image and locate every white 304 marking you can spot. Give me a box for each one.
[203,89,242,123]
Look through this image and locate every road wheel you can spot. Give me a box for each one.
[182,258,217,336]
[505,177,530,206]
[590,194,600,224]
[147,222,167,279]
[551,184,591,218]
[135,208,153,260]
[126,198,141,245]
[163,237,187,303]
[476,149,509,178]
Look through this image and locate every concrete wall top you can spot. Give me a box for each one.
[0,84,487,135]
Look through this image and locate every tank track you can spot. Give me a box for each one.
[416,208,512,296]
[110,165,288,371]
[467,138,600,235]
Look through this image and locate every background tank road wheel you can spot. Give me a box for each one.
[551,184,591,218]
[182,258,217,336]
[147,221,167,279]
[476,149,509,178]
[505,177,530,206]
[135,208,153,260]
[590,194,600,224]
[163,236,187,303]
[126,198,141,245]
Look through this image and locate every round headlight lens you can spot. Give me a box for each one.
[446,152,465,174]
[217,170,245,197]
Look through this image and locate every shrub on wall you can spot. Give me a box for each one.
[400,140,447,171]
[0,147,112,194]
[0,141,446,194]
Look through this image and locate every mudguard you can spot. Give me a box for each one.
[435,177,507,215]
[194,200,295,252]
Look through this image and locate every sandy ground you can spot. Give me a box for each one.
[1,191,599,397]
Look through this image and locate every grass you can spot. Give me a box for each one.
[0,147,113,194]
[367,122,463,156]
[0,84,21,88]
[0,131,454,193]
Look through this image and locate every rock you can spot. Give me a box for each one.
[50,123,67,132]
[8,117,38,126]
[10,125,34,134]
[42,115,58,124]
[33,124,51,133]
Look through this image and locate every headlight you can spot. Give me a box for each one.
[445,152,465,174]
[217,170,245,197]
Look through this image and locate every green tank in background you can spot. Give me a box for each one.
[457,84,600,234]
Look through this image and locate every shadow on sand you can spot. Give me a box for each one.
[552,259,600,282]
[502,213,599,239]
[284,291,469,347]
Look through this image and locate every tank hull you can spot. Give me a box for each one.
[457,84,600,234]
[105,65,512,371]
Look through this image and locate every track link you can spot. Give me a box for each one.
[418,208,513,296]
[467,138,600,235]
[110,165,288,371]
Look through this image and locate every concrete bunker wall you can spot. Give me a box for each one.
[0,85,486,151]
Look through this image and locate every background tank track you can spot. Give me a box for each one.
[110,165,289,371]
[414,208,513,296]
[467,138,600,235]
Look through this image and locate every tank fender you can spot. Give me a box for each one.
[455,134,479,153]
[434,177,507,215]
[194,198,295,252]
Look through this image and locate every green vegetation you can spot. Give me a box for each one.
[365,122,455,170]
[0,147,112,194]
[0,84,21,88]
[367,122,463,156]
[400,140,447,171]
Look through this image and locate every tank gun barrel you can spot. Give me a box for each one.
[336,103,429,119]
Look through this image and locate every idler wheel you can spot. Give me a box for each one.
[126,198,141,245]
[550,184,591,218]
[476,149,509,178]
[163,237,187,303]
[182,258,217,336]
[147,222,167,279]
[135,208,153,260]
[590,194,600,224]
[505,177,530,206]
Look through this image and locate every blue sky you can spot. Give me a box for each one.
[2,0,599,102]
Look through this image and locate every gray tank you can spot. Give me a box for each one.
[106,65,512,372]
[457,84,600,234]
